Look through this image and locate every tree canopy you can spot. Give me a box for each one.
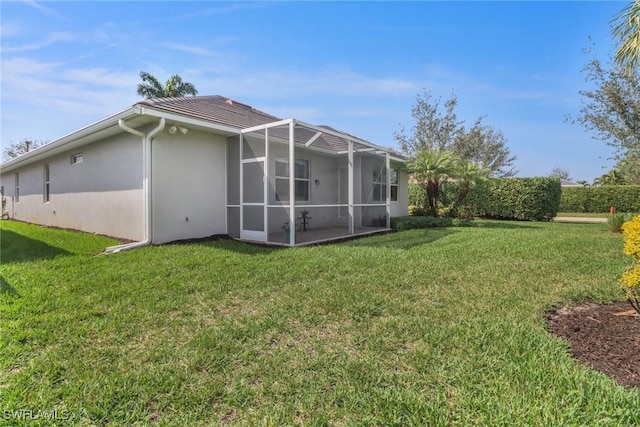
[395,90,517,177]
[2,138,47,162]
[548,166,571,181]
[611,0,640,69]
[452,118,517,177]
[572,53,640,157]
[568,44,640,188]
[570,3,640,187]
[616,155,640,184]
[136,71,199,98]
[394,90,460,155]
[594,169,627,186]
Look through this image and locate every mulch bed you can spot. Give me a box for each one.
[546,301,640,388]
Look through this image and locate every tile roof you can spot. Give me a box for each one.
[138,95,280,129]
[137,95,384,154]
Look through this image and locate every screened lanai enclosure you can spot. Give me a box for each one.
[226,119,405,246]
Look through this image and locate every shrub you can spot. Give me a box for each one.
[560,185,640,213]
[411,178,562,221]
[607,213,636,233]
[620,215,640,314]
[439,181,464,207]
[462,177,561,221]
[409,183,454,217]
[408,183,428,212]
[408,205,428,217]
[390,216,477,230]
[391,216,453,231]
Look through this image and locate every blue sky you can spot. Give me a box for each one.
[0,1,626,180]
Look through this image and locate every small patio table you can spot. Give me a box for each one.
[298,213,311,231]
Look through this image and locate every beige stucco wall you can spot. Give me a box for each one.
[391,168,409,218]
[0,133,144,240]
[151,129,227,244]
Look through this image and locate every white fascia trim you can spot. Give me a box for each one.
[240,119,295,134]
[138,106,242,135]
[0,106,140,172]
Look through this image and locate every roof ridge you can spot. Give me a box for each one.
[138,94,225,106]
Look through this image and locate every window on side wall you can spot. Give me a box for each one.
[71,153,83,165]
[44,164,50,202]
[372,168,386,202]
[15,173,19,202]
[391,169,398,202]
[372,168,399,202]
[275,158,310,202]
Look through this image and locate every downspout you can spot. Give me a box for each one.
[105,117,165,254]
[386,151,391,229]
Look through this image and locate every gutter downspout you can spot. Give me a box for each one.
[105,117,165,254]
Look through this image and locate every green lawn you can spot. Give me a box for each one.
[1,219,638,426]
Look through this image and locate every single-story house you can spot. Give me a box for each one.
[0,96,408,250]
[560,179,583,187]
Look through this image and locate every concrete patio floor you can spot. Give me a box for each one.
[267,226,390,246]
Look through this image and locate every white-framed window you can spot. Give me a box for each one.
[372,168,399,202]
[372,168,386,202]
[43,164,50,203]
[390,169,398,202]
[275,158,310,202]
[14,173,19,203]
[71,153,83,164]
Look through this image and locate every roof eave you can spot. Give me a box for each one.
[1,105,141,173]
[137,105,242,135]
[0,103,246,173]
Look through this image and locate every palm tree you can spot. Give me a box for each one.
[407,149,455,215]
[136,71,199,99]
[453,159,491,206]
[595,169,627,186]
[611,0,640,69]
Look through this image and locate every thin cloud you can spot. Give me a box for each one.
[64,68,138,89]
[2,32,75,53]
[176,2,269,21]
[20,0,67,20]
[2,57,61,77]
[2,58,139,140]
[1,23,23,38]
[160,43,214,57]
[201,69,418,100]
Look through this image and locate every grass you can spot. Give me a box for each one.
[1,219,639,425]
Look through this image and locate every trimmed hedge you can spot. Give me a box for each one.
[560,186,640,213]
[408,183,427,210]
[409,178,561,221]
[463,177,561,221]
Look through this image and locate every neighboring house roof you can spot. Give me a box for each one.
[1,95,402,172]
[560,179,582,187]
